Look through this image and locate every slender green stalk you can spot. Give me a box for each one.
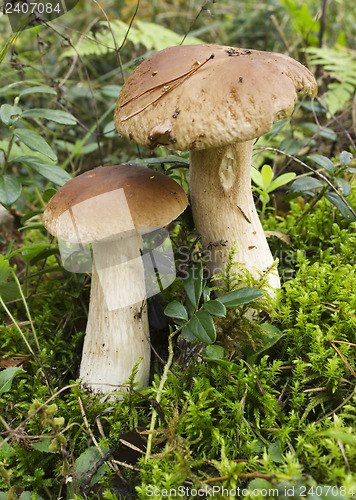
[0,295,36,358]
[2,123,17,176]
[0,276,52,394]
[145,329,175,463]
[11,269,41,354]
[0,31,21,64]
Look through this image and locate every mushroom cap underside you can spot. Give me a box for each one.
[115,44,317,151]
[42,164,188,243]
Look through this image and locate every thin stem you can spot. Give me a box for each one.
[1,273,53,395]
[10,269,41,354]
[180,0,215,45]
[0,383,79,448]
[0,295,37,358]
[2,122,17,176]
[145,330,175,463]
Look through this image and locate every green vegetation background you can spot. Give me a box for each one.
[0,0,356,498]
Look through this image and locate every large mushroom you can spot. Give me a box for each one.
[114,44,317,292]
[43,164,188,395]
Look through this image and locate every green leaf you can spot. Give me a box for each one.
[0,255,11,283]
[19,243,52,264]
[103,120,117,138]
[0,367,25,396]
[259,191,270,207]
[74,446,107,488]
[0,174,22,205]
[21,108,77,125]
[18,224,44,232]
[335,177,351,197]
[318,431,356,445]
[0,104,21,125]
[319,127,338,141]
[267,172,296,193]
[201,345,242,374]
[268,441,284,463]
[202,357,240,375]
[246,323,284,365]
[19,86,57,97]
[20,492,46,500]
[14,129,57,161]
[218,288,264,308]
[15,156,71,186]
[0,282,20,301]
[43,187,57,202]
[0,139,22,161]
[181,324,197,342]
[183,262,203,308]
[0,437,15,460]
[280,137,306,155]
[101,85,122,98]
[0,255,20,302]
[32,438,57,453]
[184,310,216,344]
[298,121,319,134]
[20,209,44,224]
[248,478,274,490]
[308,153,335,173]
[164,300,188,321]
[203,299,226,317]
[339,150,353,166]
[26,248,59,266]
[291,177,324,193]
[261,164,273,188]
[251,166,264,189]
[324,192,356,221]
[298,122,338,141]
[201,345,225,360]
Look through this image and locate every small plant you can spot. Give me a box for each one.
[0,89,74,207]
[164,260,265,346]
[251,164,296,217]
[290,151,356,221]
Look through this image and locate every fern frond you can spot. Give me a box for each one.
[306,47,356,114]
[60,20,202,60]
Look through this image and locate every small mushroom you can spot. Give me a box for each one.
[42,164,188,395]
[114,44,317,293]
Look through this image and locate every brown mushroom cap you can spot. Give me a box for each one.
[42,164,188,243]
[114,44,317,151]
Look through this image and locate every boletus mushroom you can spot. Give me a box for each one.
[42,164,188,395]
[114,44,317,293]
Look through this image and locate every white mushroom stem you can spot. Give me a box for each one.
[189,141,280,290]
[79,236,150,396]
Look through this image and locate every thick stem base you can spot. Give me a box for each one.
[79,239,151,396]
[190,142,280,290]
